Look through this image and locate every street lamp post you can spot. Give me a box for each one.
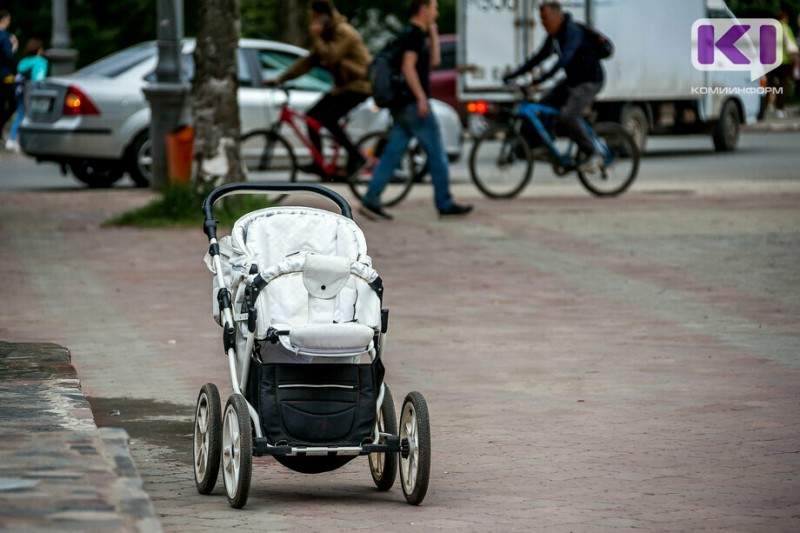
[47,0,77,75]
[142,0,190,190]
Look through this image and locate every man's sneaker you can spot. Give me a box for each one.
[438,203,473,217]
[577,152,603,173]
[359,203,394,221]
[347,154,369,177]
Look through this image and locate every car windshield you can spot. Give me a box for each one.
[74,42,156,78]
[256,49,332,91]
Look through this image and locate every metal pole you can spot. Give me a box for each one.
[586,0,595,27]
[142,0,190,190]
[47,0,77,75]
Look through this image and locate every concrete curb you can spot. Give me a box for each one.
[0,341,162,532]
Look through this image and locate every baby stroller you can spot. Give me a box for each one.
[193,182,431,509]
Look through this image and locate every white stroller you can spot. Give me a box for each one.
[193,183,431,509]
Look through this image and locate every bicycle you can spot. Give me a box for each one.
[469,85,640,198]
[240,85,420,206]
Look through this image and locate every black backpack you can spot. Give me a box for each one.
[367,35,407,109]
[578,22,614,60]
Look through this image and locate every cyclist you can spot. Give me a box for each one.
[265,0,371,178]
[503,0,604,172]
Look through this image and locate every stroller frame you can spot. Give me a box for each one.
[194,183,431,509]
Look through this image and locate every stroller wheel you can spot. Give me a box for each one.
[369,384,398,491]
[399,391,431,505]
[222,394,253,509]
[193,383,222,495]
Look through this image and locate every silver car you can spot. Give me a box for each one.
[19,39,463,187]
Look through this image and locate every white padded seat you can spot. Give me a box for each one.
[288,323,375,355]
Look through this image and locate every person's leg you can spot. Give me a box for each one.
[0,85,17,138]
[8,98,23,142]
[775,64,788,113]
[559,82,602,155]
[304,93,336,156]
[406,104,454,212]
[314,91,368,160]
[362,104,414,207]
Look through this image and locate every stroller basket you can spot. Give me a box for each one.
[248,359,384,447]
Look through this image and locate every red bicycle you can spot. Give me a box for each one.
[240,85,421,206]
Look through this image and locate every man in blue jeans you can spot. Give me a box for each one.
[359,0,472,220]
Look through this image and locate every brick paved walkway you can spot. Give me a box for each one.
[1,180,798,531]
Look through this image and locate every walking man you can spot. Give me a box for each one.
[359,0,472,220]
[1,10,20,142]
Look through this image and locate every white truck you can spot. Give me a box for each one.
[457,0,764,151]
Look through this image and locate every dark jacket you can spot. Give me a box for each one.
[0,29,14,80]
[506,13,603,87]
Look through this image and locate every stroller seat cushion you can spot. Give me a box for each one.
[302,254,351,299]
[289,323,375,351]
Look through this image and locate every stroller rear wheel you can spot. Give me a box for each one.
[222,394,253,509]
[193,383,222,495]
[369,384,398,491]
[399,391,431,505]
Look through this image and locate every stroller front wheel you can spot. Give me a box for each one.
[369,384,398,491]
[399,391,431,505]
[193,383,222,495]
[222,393,253,509]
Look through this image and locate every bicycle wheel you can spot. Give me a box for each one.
[469,123,533,199]
[578,122,640,197]
[239,130,297,203]
[349,132,416,208]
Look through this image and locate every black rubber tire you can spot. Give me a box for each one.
[712,100,741,153]
[125,130,152,188]
[70,159,125,188]
[349,131,416,208]
[469,123,533,199]
[240,130,297,203]
[193,383,222,495]
[369,384,398,491]
[222,394,253,509]
[620,105,649,152]
[577,122,640,197]
[399,391,431,505]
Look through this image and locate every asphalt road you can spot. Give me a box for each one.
[1,131,799,191]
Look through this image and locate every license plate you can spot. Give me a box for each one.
[30,97,54,113]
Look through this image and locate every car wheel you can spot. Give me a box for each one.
[126,131,152,188]
[70,160,125,188]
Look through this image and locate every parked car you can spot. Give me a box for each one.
[19,39,463,188]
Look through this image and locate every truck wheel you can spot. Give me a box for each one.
[621,105,649,152]
[712,100,740,153]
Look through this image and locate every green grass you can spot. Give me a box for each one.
[105,185,275,229]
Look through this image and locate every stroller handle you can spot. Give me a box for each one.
[202,182,353,239]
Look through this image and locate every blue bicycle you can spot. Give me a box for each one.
[469,87,640,198]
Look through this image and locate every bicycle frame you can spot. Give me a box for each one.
[515,101,611,169]
[268,89,344,176]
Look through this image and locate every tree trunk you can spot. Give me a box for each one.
[192,0,244,186]
[277,0,307,47]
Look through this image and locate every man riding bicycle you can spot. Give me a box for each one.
[265,0,371,179]
[503,1,604,172]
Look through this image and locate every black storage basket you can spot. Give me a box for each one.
[248,358,384,448]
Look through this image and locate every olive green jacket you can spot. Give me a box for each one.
[279,13,371,95]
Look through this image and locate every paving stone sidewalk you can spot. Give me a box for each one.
[0,341,161,532]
